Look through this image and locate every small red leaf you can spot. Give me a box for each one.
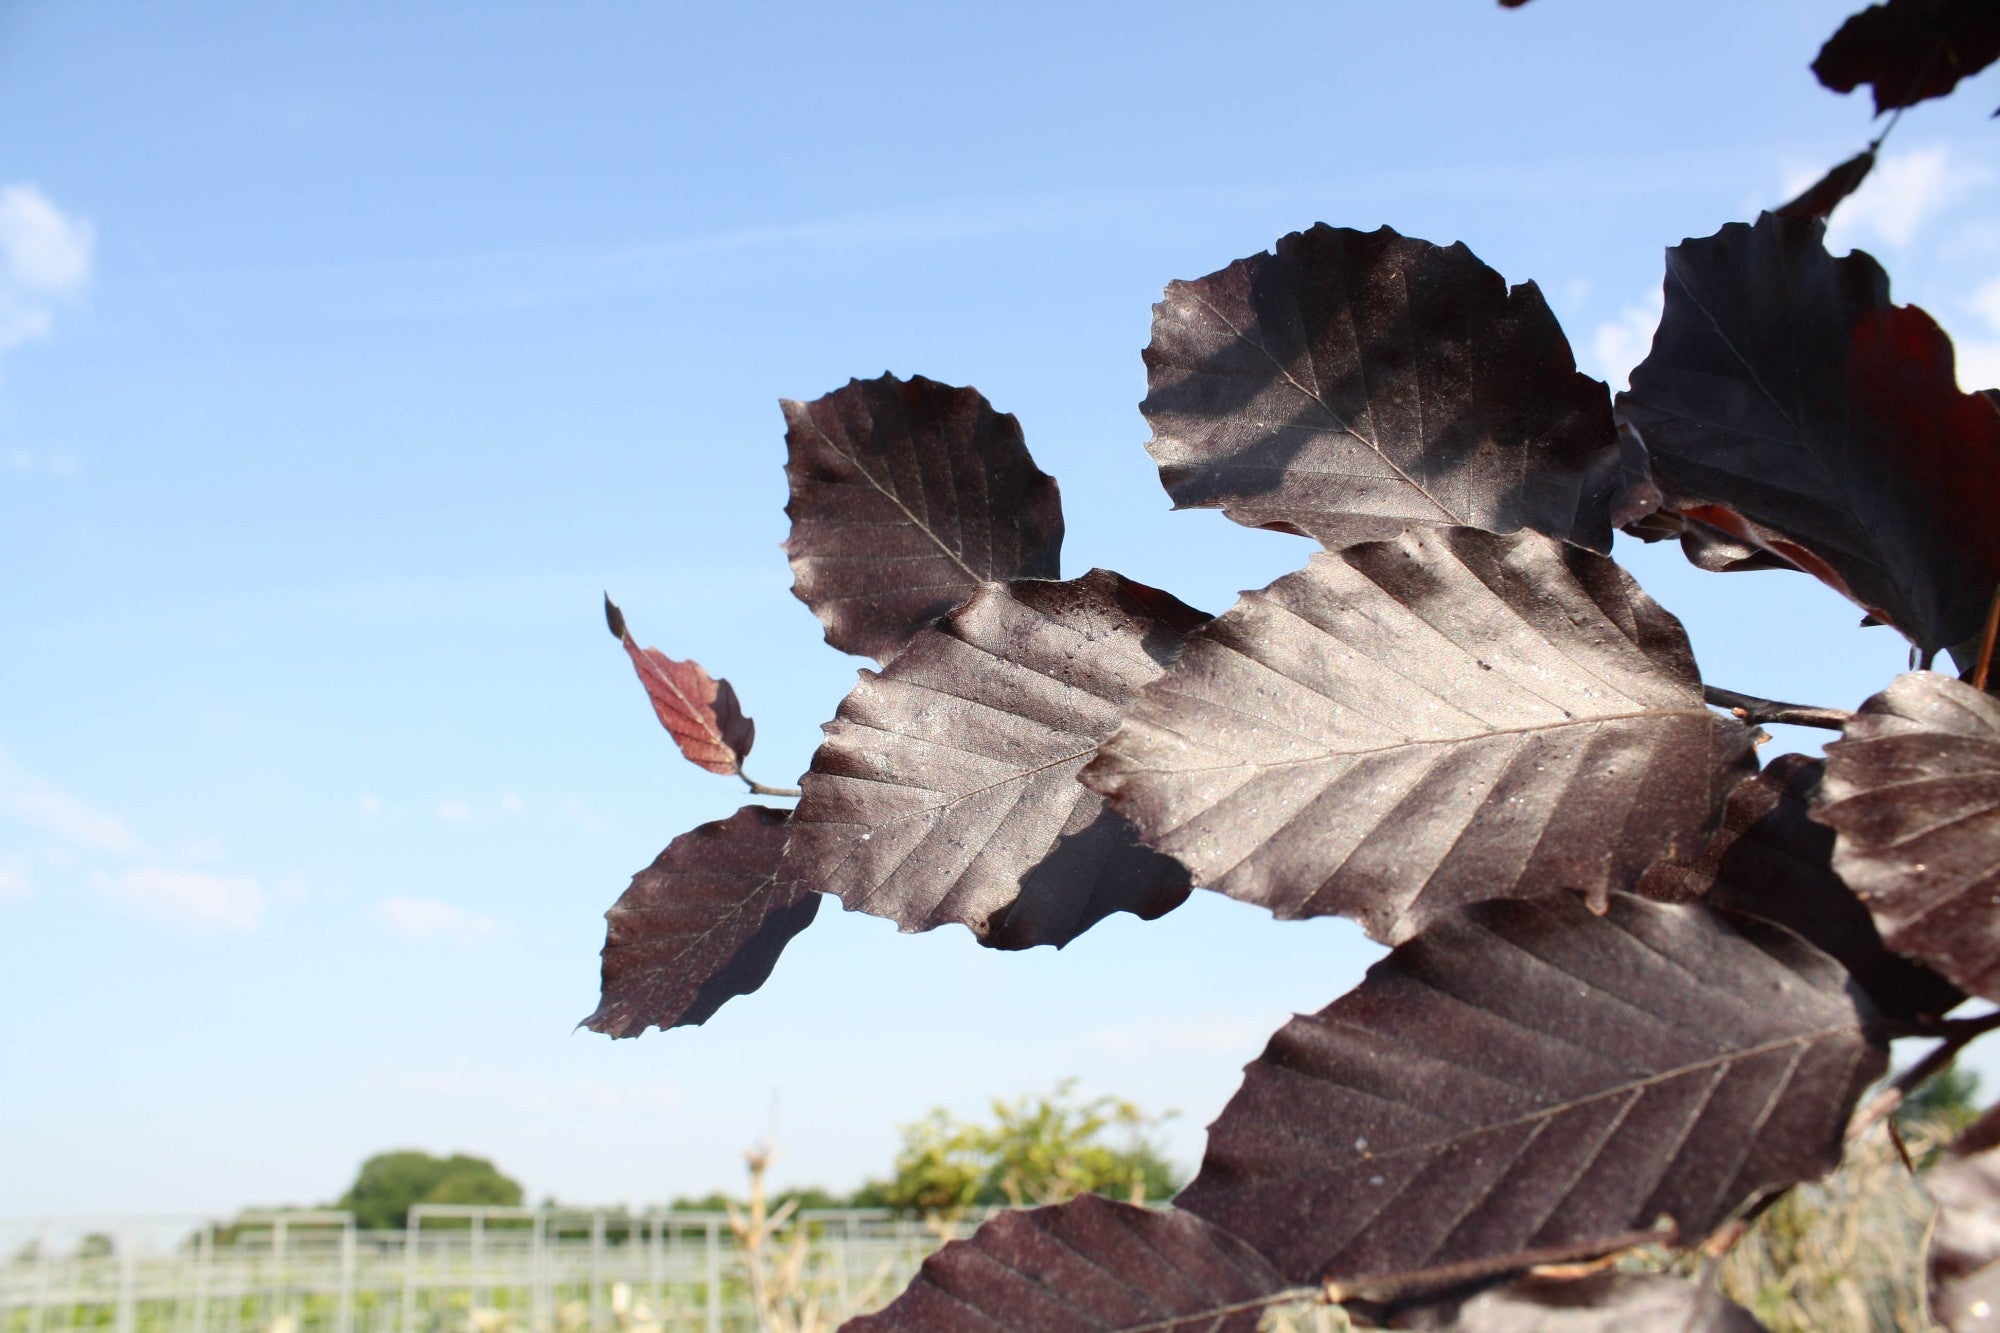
[605,594,755,778]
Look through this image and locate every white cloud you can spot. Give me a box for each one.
[499,792,525,815]
[357,791,384,817]
[4,446,78,475]
[0,855,30,901]
[1944,276,2000,391]
[96,867,264,930]
[1590,290,1663,391]
[435,798,475,823]
[0,184,94,357]
[369,895,495,944]
[1800,147,1993,254]
[0,748,143,854]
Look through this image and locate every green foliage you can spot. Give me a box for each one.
[336,1150,524,1231]
[866,1080,1179,1218]
[1898,1063,1981,1137]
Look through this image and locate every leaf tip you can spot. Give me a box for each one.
[603,593,628,641]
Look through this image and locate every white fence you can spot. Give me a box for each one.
[0,1204,978,1333]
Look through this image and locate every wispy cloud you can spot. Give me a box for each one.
[435,798,476,823]
[1953,274,2000,391]
[0,748,143,854]
[369,895,496,944]
[1589,289,1663,391]
[96,867,265,931]
[357,791,384,817]
[1787,147,1993,255]
[0,184,94,361]
[0,854,30,902]
[5,446,78,475]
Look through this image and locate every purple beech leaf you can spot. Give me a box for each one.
[1390,1272,1767,1331]
[781,569,1204,950]
[1813,0,2000,113]
[1617,214,2000,658]
[845,1194,1298,1333]
[1082,527,1756,945]
[582,805,817,1037]
[1816,672,2000,1001]
[1637,752,1961,1023]
[782,373,1063,663]
[604,594,755,778]
[1175,893,1887,1290]
[1773,150,1877,224]
[1927,1102,2000,1331]
[1140,224,1624,553]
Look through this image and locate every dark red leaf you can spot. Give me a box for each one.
[582,805,817,1037]
[782,570,1202,950]
[1816,671,2000,1001]
[1637,752,1961,1023]
[1618,214,2000,658]
[1140,224,1624,552]
[782,374,1063,663]
[1175,893,1886,1289]
[1773,150,1877,224]
[846,1194,1297,1333]
[605,594,755,778]
[1390,1272,1767,1331]
[1813,0,2000,113]
[1927,1102,2000,1331]
[1082,527,1756,945]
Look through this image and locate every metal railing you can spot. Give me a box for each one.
[0,1205,979,1333]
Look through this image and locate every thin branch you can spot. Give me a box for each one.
[1704,685,1854,731]
[1848,1010,2000,1140]
[740,773,803,799]
[1328,1224,1676,1305]
[1972,584,2000,692]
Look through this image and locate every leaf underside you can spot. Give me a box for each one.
[1084,526,1756,945]
[782,373,1064,663]
[782,569,1203,950]
[1816,671,2000,1002]
[1637,751,1961,1023]
[1927,1102,2000,1332]
[1140,223,1624,553]
[845,1194,1296,1333]
[1176,893,1886,1289]
[583,805,818,1037]
[1812,0,2000,113]
[1618,213,2000,657]
[1392,1271,1767,1331]
[608,596,755,777]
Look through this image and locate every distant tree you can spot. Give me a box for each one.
[864,1082,1179,1221]
[1900,1064,1982,1139]
[335,1150,523,1231]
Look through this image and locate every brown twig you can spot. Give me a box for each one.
[741,773,803,799]
[1971,584,2000,692]
[1848,1010,2000,1140]
[1325,1223,1676,1304]
[1704,685,1853,732]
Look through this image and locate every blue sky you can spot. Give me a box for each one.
[3,0,1998,1218]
